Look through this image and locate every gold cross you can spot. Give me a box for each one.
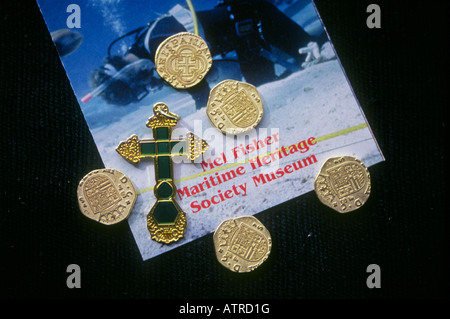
[116,102,208,243]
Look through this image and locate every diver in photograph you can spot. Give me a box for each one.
[87,0,330,109]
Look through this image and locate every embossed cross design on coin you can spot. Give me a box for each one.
[177,54,198,76]
[155,32,212,89]
[116,102,208,243]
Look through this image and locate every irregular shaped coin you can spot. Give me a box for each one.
[77,169,136,225]
[314,156,371,213]
[155,32,212,89]
[207,79,264,134]
[213,216,271,273]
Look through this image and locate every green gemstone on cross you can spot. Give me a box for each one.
[140,141,155,157]
[116,102,208,244]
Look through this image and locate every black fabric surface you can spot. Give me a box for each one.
[1,0,447,304]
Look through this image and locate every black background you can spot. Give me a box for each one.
[0,0,447,306]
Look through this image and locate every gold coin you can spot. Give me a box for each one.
[314,156,371,213]
[206,79,264,134]
[154,32,212,89]
[213,216,271,273]
[77,169,137,225]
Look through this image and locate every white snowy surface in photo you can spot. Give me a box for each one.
[91,59,383,260]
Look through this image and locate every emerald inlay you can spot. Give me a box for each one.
[153,201,179,224]
[157,141,170,154]
[157,156,171,179]
[141,142,155,156]
[156,181,174,199]
[155,127,169,140]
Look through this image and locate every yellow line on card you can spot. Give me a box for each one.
[316,123,368,142]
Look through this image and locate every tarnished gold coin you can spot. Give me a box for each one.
[314,156,371,213]
[206,79,264,134]
[155,32,212,89]
[77,169,136,225]
[213,216,271,273]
